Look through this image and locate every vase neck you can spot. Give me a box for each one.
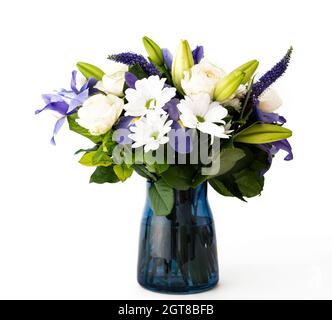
[145,181,211,223]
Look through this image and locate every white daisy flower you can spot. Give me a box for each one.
[124,75,176,117]
[128,112,173,152]
[178,93,229,139]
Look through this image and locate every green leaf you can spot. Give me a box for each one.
[233,169,264,197]
[113,164,133,182]
[74,146,99,155]
[208,178,234,197]
[216,147,246,176]
[161,165,196,190]
[149,179,174,216]
[79,151,113,167]
[234,124,292,144]
[132,164,157,181]
[89,166,119,184]
[76,62,105,80]
[67,113,104,144]
[208,145,270,200]
[209,176,245,201]
[146,163,170,175]
[128,64,147,80]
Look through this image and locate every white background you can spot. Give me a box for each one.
[0,0,331,300]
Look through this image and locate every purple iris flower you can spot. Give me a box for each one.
[113,115,137,144]
[161,45,204,70]
[163,98,180,122]
[259,139,293,175]
[252,100,293,163]
[192,46,204,64]
[35,71,97,145]
[124,72,138,89]
[253,100,286,124]
[162,98,193,154]
[162,48,173,70]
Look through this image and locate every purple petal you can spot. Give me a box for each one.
[50,117,66,145]
[162,48,173,70]
[35,101,69,116]
[70,70,79,94]
[272,139,293,161]
[81,77,98,93]
[254,101,286,124]
[169,128,193,154]
[192,46,204,64]
[163,98,180,121]
[125,72,137,89]
[41,94,63,104]
[115,116,136,130]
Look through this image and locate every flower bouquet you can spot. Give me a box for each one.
[36,36,293,293]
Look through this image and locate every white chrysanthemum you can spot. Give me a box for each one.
[95,63,128,97]
[181,59,226,97]
[258,88,282,113]
[124,75,176,117]
[128,112,173,152]
[178,93,229,139]
[76,94,123,136]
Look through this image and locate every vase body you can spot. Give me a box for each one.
[137,182,219,294]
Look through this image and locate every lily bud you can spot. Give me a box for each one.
[213,71,245,102]
[77,62,105,81]
[142,36,164,66]
[233,59,259,84]
[172,40,194,93]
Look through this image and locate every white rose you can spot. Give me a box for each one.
[76,94,124,135]
[181,59,226,97]
[95,63,128,97]
[258,88,282,113]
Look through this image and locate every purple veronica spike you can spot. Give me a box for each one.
[192,46,204,64]
[108,52,160,76]
[125,72,137,89]
[162,48,173,70]
[251,47,293,100]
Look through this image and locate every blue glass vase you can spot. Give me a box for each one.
[137,182,219,294]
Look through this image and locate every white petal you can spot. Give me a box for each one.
[204,103,228,123]
[197,122,229,138]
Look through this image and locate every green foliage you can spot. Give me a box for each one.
[132,164,157,181]
[161,165,197,191]
[145,163,169,175]
[192,147,245,188]
[215,147,246,176]
[234,124,292,144]
[128,64,147,80]
[149,179,174,216]
[67,113,104,144]
[114,164,133,182]
[89,166,119,184]
[79,150,113,167]
[76,62,105,80]
[74,146,98,155]
[208,146,270,200]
